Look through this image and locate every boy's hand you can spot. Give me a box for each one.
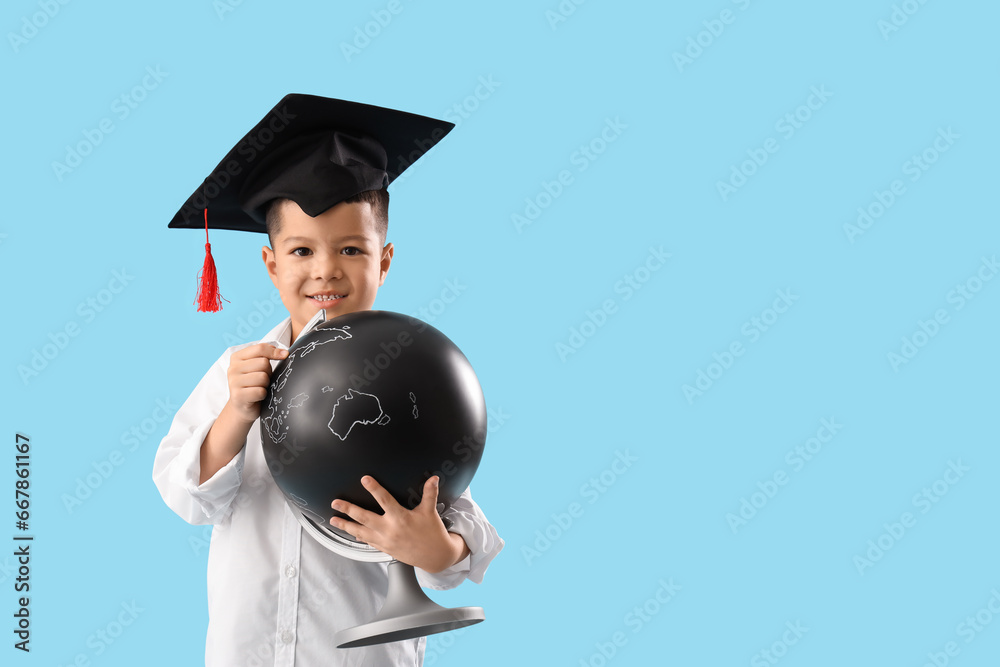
[226,343,289,423]
[330,476,470,573]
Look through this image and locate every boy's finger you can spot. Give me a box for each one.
[329,516,368,543]
[233,358,276,375]
[417,476,440,512]
[236,371,272,389]
[235,343,289,360]
[267,345,290,359]
[231,343,268,360]
[360,475,401,514]
[331,499,380,526]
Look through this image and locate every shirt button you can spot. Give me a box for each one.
[285,565,297,578]
[280,630,294,644]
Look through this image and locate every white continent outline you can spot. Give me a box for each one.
[262,325,351,441]
[299,326,352,357]
[327,389,391,441]
[262,390,309,444]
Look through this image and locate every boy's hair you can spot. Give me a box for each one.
[265,188,390,247]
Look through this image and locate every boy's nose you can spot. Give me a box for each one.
[314,254,343,280]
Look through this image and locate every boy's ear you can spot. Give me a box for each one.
[262,246,279,287]
[378,242,394,286]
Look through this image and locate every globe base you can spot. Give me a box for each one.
[335,560,485,648]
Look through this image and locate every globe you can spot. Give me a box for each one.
[259,309,488,548]
[258,310,491,647]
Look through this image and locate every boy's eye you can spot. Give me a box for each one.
[292,247,312,257]
[341,247,361,256]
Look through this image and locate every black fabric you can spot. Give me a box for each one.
[167,94,454,233]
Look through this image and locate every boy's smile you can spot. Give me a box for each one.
[262,199,393,341]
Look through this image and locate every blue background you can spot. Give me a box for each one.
[4,1,999,665]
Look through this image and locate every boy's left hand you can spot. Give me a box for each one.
[330,475,470,573]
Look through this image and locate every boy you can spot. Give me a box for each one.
[153,94,503,666]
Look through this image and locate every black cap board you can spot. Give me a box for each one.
[167,94,455,233]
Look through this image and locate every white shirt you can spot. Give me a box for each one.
[152,315,504,667]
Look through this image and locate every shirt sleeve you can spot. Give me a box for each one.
[152,348,248,526]
[415,486,504,590]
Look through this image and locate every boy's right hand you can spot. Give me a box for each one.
[226,344,289,423]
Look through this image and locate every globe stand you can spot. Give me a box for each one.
[290,503,484,648]
[335,560,484,648]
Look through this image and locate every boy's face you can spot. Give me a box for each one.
[262,199,393,341]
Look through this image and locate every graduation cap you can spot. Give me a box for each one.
[168,93,455,311]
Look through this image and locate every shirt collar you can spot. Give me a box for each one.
[259,309,327,351]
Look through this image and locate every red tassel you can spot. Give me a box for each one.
[196,209,227,312]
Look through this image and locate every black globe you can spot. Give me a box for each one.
[260,311,487,538]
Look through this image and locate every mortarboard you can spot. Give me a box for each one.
[167,94,455,310]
